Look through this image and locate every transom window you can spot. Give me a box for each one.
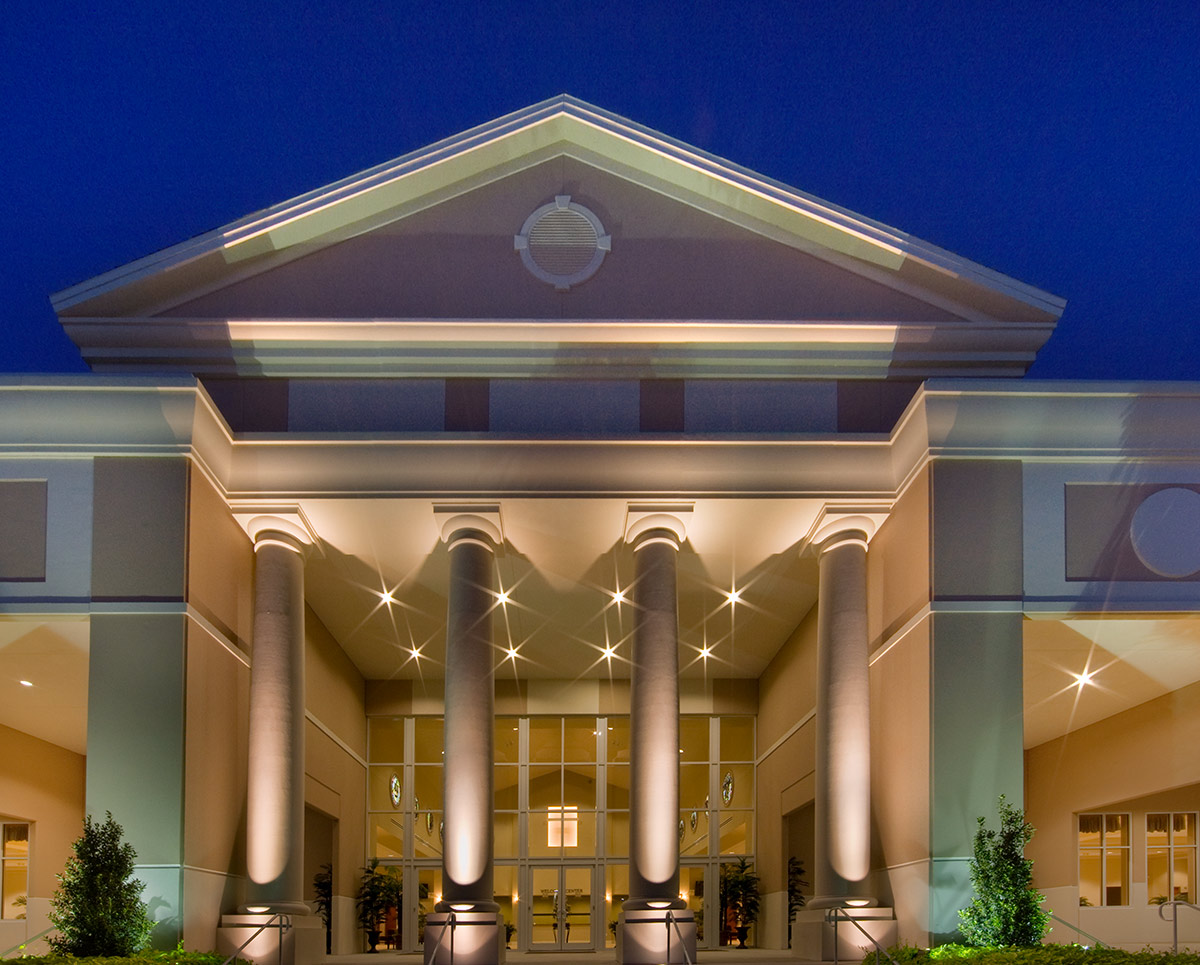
[1147,812,1197,904]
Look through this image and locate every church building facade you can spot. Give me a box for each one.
[2,97,1198,959]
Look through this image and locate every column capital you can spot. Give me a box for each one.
[233,508,319,556]
[807,503,891,552]
[434,503,502,551]
[625,503,692,551]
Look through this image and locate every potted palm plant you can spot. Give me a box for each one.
[356,858,402,952]
[719,857,760,947]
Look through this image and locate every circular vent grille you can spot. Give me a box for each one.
[515,196,610,290]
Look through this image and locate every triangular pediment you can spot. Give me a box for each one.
[54,95,1064,379]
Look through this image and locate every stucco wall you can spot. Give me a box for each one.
[304,607,366,955]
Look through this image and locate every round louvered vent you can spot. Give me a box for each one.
[515,196,610,290]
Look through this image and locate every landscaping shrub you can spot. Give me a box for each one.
[959,796,1050,947]
[48,812,154,957]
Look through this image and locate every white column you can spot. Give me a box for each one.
[439,524,498,911]
[425,511,504,965]
[810,528,873,908]
[619,513,696,965]
[627,527,685,906]
[244,519,312,914]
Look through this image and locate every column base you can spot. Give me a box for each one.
[808,894,879,909]
[791,906,895,961]
[217,913,324,965]
[424,910,505,965]
[617,908,696,965]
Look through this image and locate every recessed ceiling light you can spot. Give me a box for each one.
[497,590,511,605]
[726,588,742,604]
[1073,669,1095,688]
[19,680,33,687]
[380,590,395,604]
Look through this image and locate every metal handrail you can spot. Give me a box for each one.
[826,907,900,965]
[1046,911,1111,949]
[218,912,291,965]
[425,910,455,965]
[1157,899,1200,954]
[0,924,55,959]
[664,909,694,965]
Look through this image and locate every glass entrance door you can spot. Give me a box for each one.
[530,866,593,949]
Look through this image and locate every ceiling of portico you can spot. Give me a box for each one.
[0,618,89,755]
[1023,615,1200,748]
[298,496,824,681]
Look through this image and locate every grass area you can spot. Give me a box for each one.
[871,945,1200,965]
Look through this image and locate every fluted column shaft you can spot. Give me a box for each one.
[439,530,497,910]
[811,530,872,907]
[627,532,684,907]
[245,530,309,913]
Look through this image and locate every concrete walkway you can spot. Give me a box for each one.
[325,950,824,965]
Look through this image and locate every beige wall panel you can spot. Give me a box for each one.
[1025,679,1200,889]
[187,465,253,648]
[869,467,930,649]
[365,679,415,716]
[91,457,187,600]
[305,720,366,906]
[756,721,816,912]
[306,606,366,758]
[597,679,631,716]
[0,722,85,897]
[183,619,249,880]
[711,679,758,715]
[0,480,47,580]
[931,460,1023,600]
[870,616,930,871]
[757,609,817,754]
[182,866,240,953]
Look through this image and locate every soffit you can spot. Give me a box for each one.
[0,619,89,754]
[1023,615,1200,748]
[295,496,823,681]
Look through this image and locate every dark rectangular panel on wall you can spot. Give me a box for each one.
[932,460,1023,599]
[836,381,920,433]
[91,457,188,600]
[640,379,684,432]
[0,480,47,581]
[445,378,490,431]
[200,378,289,432]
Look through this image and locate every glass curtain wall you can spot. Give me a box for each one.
[367,714,754,951]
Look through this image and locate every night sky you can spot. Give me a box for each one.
[5,2,1198,379]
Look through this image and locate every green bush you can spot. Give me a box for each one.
[959,796,1050,947]
[48,813,154,957]
[865,946,1200,965]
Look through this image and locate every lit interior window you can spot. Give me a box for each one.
[547,806,578,848]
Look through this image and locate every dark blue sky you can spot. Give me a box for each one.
[5,1,1198,378]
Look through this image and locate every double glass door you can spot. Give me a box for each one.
[530,866,593,949]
